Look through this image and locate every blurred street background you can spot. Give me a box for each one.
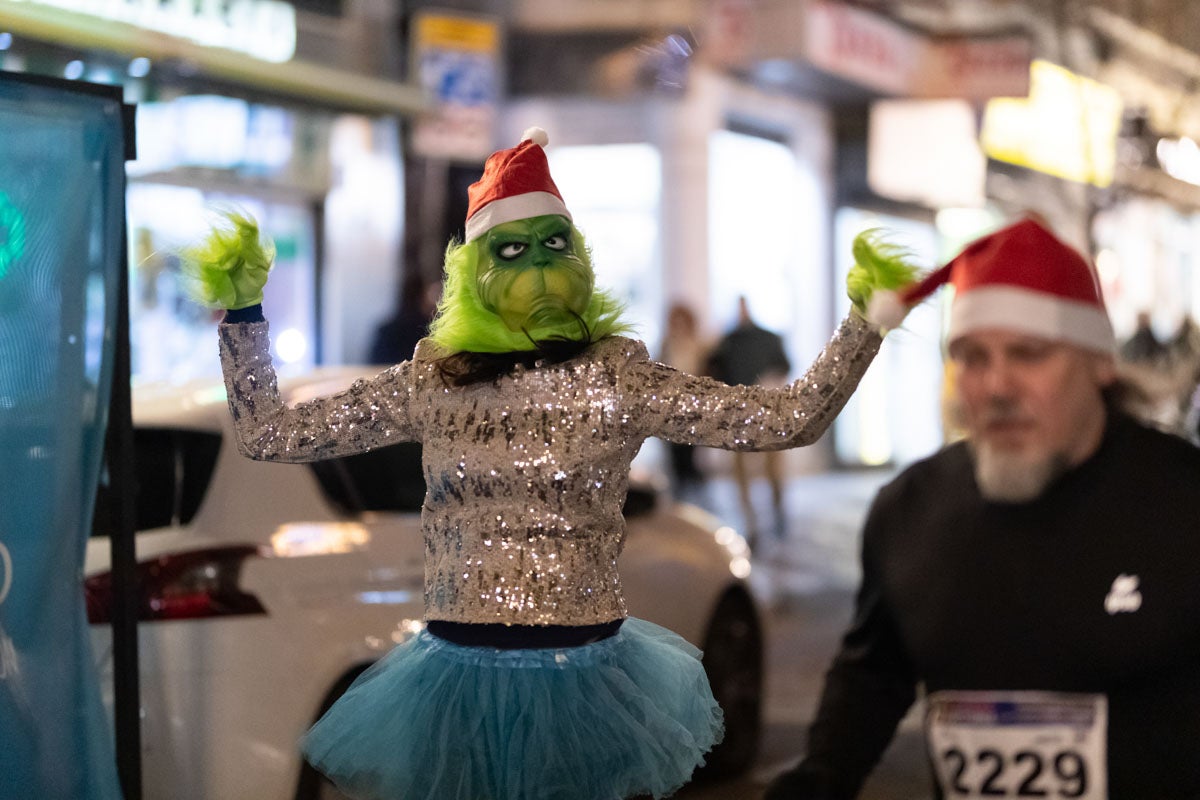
[7,1,1200,798]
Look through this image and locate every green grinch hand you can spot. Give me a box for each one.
[180,211,275,310]
[846,228,920,327]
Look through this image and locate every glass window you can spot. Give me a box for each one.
[126,183,317,383]
[309,442,426,514]
[707,128,801,336]
[547,144,663,342]
[832,208,945,467]
[93,428,223,536]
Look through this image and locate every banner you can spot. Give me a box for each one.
[0,74,126,800]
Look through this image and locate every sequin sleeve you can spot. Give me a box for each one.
[624,313,882,451]
[218,321,419,462]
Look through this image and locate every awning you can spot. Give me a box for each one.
[0,2,428,116]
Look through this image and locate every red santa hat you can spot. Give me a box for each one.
[868,217,1115,354]
[464,127,571,243]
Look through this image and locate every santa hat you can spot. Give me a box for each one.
[867,217,1115,354]
[464,127,571,243]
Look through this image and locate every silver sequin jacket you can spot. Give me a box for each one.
[218,315,881,626]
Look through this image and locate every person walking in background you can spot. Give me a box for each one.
[1168,317,1200,443]
[1119,309,1165,365]
[706,296,791,545]
[765,217,1200,800]
[1115,311,1200,436]
[368,271,441,364]
[658,302,711,495]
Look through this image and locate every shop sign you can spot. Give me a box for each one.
[803,0,919,96]
[748,0,1022,100]
[917,36,1033,101]
[981,59,1123,188]
[410,10,501,162]
[1,0,297,62]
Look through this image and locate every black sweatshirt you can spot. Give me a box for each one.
[793,412,1200,799]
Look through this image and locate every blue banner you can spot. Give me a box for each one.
[0,75,126,800]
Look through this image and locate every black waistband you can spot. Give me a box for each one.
[426,619,624,649]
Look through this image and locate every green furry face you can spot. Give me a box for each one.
[427,220,631,355]
[476,215,593,333]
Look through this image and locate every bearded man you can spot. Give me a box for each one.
[765,218,1200,800]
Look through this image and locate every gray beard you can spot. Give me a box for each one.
[971,442,1069,503]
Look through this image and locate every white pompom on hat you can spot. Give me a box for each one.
[865,289,910,332]
[872,217,1115,354]
[464,127,570,242]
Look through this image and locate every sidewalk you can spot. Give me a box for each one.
[680,467,897,591]
[673,468,935,800]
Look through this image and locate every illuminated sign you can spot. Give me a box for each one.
[799,1,1031,101]
[0,191,24,280]
[869,99,987,208]
[981,59,1122,188]
[2,0,296,62]
[1156,137,1200,187]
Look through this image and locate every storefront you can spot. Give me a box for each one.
[0,0,424,381]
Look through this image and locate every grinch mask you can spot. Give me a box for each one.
[427,220,630,356]
[477,215,593,334]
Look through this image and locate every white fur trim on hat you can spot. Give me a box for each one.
[949,285,1115,354]
[464,191,571,243]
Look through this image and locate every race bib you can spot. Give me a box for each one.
[926,691,1107,799]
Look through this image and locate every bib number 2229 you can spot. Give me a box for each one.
[939,746,1088,797]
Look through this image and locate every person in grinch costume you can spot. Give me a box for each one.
[186,128,917,800]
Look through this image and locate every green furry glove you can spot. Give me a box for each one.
[180,211,275,310]
[846,228,920,328]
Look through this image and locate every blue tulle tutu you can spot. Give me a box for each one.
[301,617,724,800]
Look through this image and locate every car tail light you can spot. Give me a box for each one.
[85,545,269,624]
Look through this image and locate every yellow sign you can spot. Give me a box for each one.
[414,13,499,53]
[981,59,1123,188]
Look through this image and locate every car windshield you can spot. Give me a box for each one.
[92,427,222,536]
[309,441,427,514]
[309,442,657,518]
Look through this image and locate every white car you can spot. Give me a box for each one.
[86,367,763,800]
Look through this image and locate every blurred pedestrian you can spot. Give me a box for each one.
[1119,310,1165,365]
[1167,317,1200,441]
[765,218,1200,800]
[1166,315,1200,366]
[368,271,441,364]
[658,302,710,493]
[706,296,791,543]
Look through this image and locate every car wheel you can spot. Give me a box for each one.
[295,666,369,800]
[697,589,763,779]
